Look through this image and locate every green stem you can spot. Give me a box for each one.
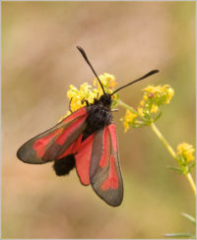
[150,122,196,197]
[118,100,146,122]
[118,100,137,113]
[185,173,196,197]
[150,123,177,160]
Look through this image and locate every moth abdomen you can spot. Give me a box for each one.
[53,155,75,176]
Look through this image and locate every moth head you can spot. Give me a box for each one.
[99,94,112,108]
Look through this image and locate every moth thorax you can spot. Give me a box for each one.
[85,105,112,136]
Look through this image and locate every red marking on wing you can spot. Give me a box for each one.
[33,128,62,157]
[75,134,94,185]
[99,128,110,168]
[57,134,83,159]
[55,115,86,145]
[33,108,87,159]
[108,124,118,152]
[101,155,119,190]
[62,107,87,124]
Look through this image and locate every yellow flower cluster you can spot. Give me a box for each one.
[59,73,118,121]
[138,84,174,116]
[67,83,97,112]
[122,84,175,132]
[93,73,119,105]
[93,73,117,95]
[177,142,195,163]
[122,110,138,132]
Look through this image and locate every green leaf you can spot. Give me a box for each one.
[153,111,162,122]
[167,165,183,174]
[188,162,196,172]
[132,124,144,128]
[182,212,196,226]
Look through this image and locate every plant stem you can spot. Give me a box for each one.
[118,100,146,122]
[118,100,137,113]
[150,123,177,159]
[185,173,196,196]
[150,122,196,197]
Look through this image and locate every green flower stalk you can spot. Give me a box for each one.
[120,83,195,196]
[150,123,196,196]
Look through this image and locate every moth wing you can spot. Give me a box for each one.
[17,107,88,164]
[90,124,123,207]
[75,134,94,186]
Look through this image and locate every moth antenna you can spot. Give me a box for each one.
[77,46,106,94]
[111,70,159,96]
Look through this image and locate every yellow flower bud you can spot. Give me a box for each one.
[150,104,159,113]
[121,109,138,132]
[94,73,117,92]
[138,107,145,116]
[177,142,195,163]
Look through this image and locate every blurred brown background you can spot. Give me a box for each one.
[2,2,195,239]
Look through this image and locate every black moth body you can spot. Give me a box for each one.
[53,94,113,176]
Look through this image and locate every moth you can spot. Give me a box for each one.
[17,47,159,206]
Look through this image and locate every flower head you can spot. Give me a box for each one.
[67,83,97,111]
[177,142,195,163]
[137,84,174,117]
[121,109,138,132]
[93,73,118,96]
[143,84,174,105]
[121,84,175,132]
[59,73,118,121]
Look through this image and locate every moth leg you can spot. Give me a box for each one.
[69,97,73,112]
[81,98,90,106]
[111,109,118,112]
